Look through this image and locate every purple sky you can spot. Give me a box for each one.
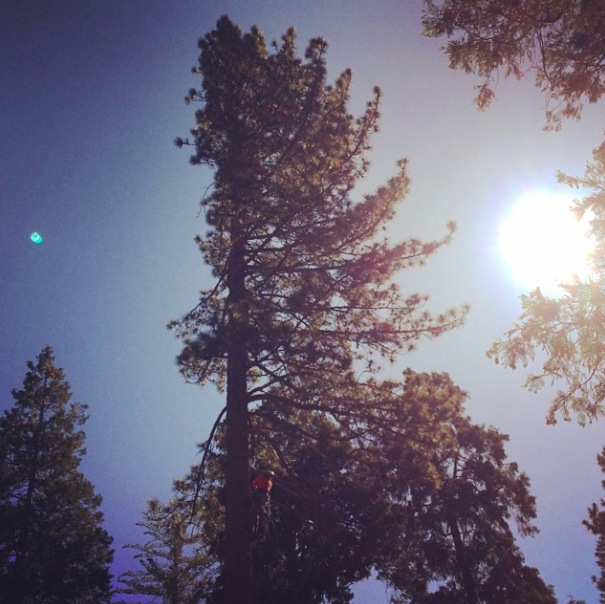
[2,1,604,602]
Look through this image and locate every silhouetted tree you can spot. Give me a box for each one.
[172,17,465,604]
[422,0,605,129]
[0,346,114,604]
[126,372,554,604]
[349,372,557,604]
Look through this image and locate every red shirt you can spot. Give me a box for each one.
[252,473,273,492]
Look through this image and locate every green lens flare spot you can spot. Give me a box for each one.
[30,232,43,244]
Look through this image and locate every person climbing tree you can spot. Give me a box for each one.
[250,469,274,538]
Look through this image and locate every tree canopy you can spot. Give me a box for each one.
[0,346,114,604]
[422,0,605,129]
[121,371,556,604]
[421,1,605,424]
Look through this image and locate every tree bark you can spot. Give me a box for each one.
[224,228,253,604]
[447,513,479,604]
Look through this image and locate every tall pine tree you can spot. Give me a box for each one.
[172,17,466,603]
[0,346,114,604]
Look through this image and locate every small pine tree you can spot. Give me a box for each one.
[118,498,214,604]
[0,346,114,604]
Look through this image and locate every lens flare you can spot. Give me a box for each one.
[499,190,593,293]
[30,232,43,244]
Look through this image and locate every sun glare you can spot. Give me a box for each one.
[499,190,593,293]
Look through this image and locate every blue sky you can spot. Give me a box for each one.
[2,1,605,602]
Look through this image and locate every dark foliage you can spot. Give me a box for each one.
[0,347,114,604]
[122,372,555,604]
[422,0,605,129]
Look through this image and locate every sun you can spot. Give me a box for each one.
[498,189,594,293]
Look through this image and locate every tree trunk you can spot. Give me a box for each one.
[224,230,253,604]
[447,513,479,604]
[14,392,46,604]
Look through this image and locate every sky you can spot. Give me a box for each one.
[1,1,605,602]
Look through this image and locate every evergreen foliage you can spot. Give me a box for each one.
[422,0,605,129]
[172,17,466,602]
[173,16,464,402]
[420,4,605,596]
[422,1,605,425]
[117,498,214,604]
[0,346,114,604]
[122,371,554,604]
[347,372,556,604]
[488,138,605,424]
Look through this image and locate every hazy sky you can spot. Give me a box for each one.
[2,1,605,602]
